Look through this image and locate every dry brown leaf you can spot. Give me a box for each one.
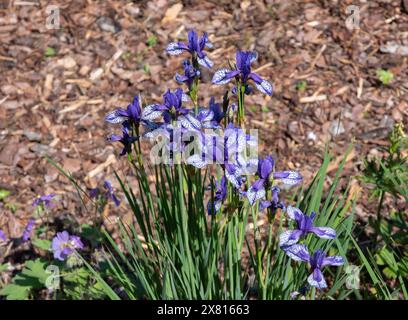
[57,56,77,69]
[162,3,183,23]
[65,79,92,89]
[299,95,327,103]
[347,179,362,203]
[327,150,355,173]
[43,74,53,99]
[58,101,87,114]
[86,154,117,179]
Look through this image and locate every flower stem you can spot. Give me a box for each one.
[376,190,385,230]
[237,83,246,127]
[191,56,200,114]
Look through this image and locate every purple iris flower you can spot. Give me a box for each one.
[279,206,337,247]
[284,244,344,289]
[107,124,138,156]
[89,188,100,199]
[51,231,84,261]
[231,84,252,95]
[212,50,273,96]
[224,162,246,190]
[208,97,224,124]
[290,285,310,300]
[22,218,35,242]
[105,95,143,126]
[195,108,217,129]
[103,180,121,207]
[178,111,207,131]
[0,229,7,242]
[141,89,190,124]
[166,29,213,69]
[186,124,256,189]
[207,176,227,215]
[175,60,200,89]
[180,98,224,131]
[89,181,121,207]
[246,156,302,205]
[141,120,163,135]
[143,122,189,166]
[259,186,285,214]
[272,171,304,185]
[32,194,55,207]
[191,97,224,130]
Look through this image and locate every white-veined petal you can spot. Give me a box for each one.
[198,55,213,69]
[186,154,207,169]
[179,114,201,131]
[246,185,265,205]
[322,255,344,267]
[181,93,190,102]
[311,227,336,239]
[307,270,327,289]
[212,68,233,85]
[143,127,170,140]
[225,170,241,189]
[141,105,162,121]
[254,79,273,96]
[198,109,214,122]
[284,244,310,262]
[280,171,303,186]
[286,206,303,221]
[279,230,301,247]
[105,110,127,124]
[166,42,186,55]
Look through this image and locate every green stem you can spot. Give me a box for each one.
[135,125,143,168]
[237,83,246,127]
[191,56,200,114]
[191,77,199,113]
[377,191,384,218]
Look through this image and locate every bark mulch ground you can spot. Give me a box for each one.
[0,0,407,262]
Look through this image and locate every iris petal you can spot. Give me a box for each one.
[322,255,344,267]
[197,55,213,69]
[273,171,302,186]
[105,110,127,124]
[246,179,266,205]
[259,201,272,211]
[225,164,243,189]
[286,205,304,221]
[307,269,327,289]
[179,114,202,130]
[212,68,234,85]
[166,42,188,55]
[279,229,303,247]
[254,79,273,96]
[186,154,207,169]
[175,73,189,83]
[310,226,337,239]
[284,244,310,262]
[141,104,162,121]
